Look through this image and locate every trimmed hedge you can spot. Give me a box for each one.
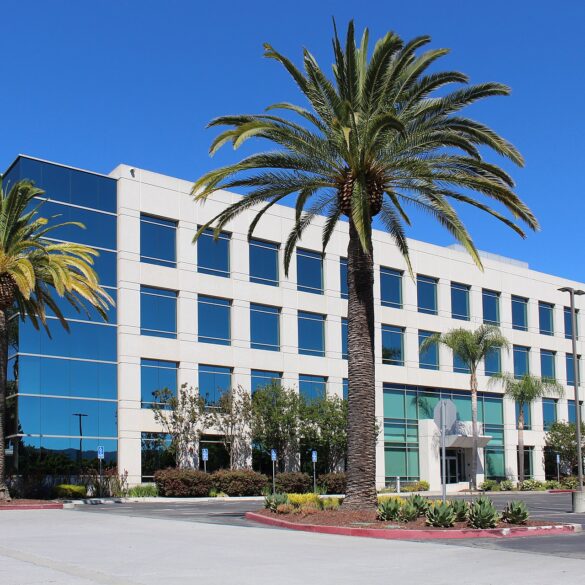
[318,472,347,495]
[212,470,268,496]
[154,469,212,497]
[274,472,311,494]
[54,484,87,499]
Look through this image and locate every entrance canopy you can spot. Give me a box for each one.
[445,434,492,449]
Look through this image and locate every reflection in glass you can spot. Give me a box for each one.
[140,214,177,268]
[512,295,528,331]
[250,303,279,351]
[451,283,470,321]
[417,275,437,315]
[251,370,281,392]
[381,268,402,309]
[199,365,231,406]
[198,295,231,345]
[249,239,278,286]
[198,228,230,278]
[141,359,178,408]
[340,258,348,299]
[299,374,326,402]
[382,325,404,366]
[418,330,438,370]
[513,345,530,379]
[140,286,177,338]
[297,249,323,294]
[298,311,325,357]
[540,350,556,380]
[482,289,500,326]
[539,302,554,336]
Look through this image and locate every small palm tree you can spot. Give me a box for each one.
[191,22,537,507]
[0,180,113,501]
[490,373,563,483]
[421,325,509,488]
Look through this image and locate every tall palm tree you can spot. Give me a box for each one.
[421,325,509,489]
[191,22,538,507]
[0,180,113,501]
[490,373,563,483]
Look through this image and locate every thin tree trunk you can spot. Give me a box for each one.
[517,407,525,483]
[470,370,479,491]
[344,222,377,508]
[0,309,10,501]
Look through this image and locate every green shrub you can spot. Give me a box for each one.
[451,499,469,522]
[499,480,515,491]
[377,497,402,521]
[54,484,87,499]
[377,494,405,504]
[378,486,396,494]
[264,493,289,512]
[318,472,346,495]
[399,500,419,522]
[287,493,321,509]
[154,469,212,497]
[519,479,545,491]
[276,503,295,514]
[467,496,499,529]
[426,501,456,527]
[561,476,579,490]
[502,501,529,525]
[416,480,430,491]
[321,497,341,511]
[480,479,500,491]
[544,480,562,490]
[211,470,268,496]
[407,494,429,516]
[127,484,158,497]
[274,472,311,494]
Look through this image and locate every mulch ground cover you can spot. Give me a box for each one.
[255,508,549,530]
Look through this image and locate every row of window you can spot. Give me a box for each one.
[523,398,583,431]
[140,215,580,339]
[140,359,332,407]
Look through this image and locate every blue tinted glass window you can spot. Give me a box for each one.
[299,374,326,402]
[47,288,117,323]
[342,378,348,400]
[454,353,471,374]
[485,348,501,376]
[565,307,579,340]
[140,214,177,268]
[483,290,500,325]
[513,345,530,379]
[515,402,531,430]
[298,311,325,357]
[381,268,402,309]
[451,283,470,321]
[540,350,556,380]
[141,359,178,408]
[566,353,581,386]
[542,399,557,430]
[568,400,583,424]
[199,365,231,406]
[250,303,279,351]
[340,258,348,300]
[141,432,172,481]
[249,239,278,286]
[382,325,404,366]
[251,370,281,392]
[539,302,554,336]
[341,318,348,360]
[512,296,528,331]
[417,275,437,315]
[93,250,117,288]
[140,286,177,338]
[418,330,438,370]
[198,295,231,345]
[297,249,323,294]
[198,228,230,278]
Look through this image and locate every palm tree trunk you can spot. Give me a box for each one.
[0,309,10,501]
[517,407,525,483]
[470,370,479,491]
[344,222,377,508]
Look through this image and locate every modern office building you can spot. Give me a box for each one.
[4,154,584,490]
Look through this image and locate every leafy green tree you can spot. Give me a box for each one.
[421,325,509,488]
[251,383,302,472]
[192,23,537,506]
[545,421,585,477]
[490,373,563,482]
[0,180,112,501]
[301,394,348,473]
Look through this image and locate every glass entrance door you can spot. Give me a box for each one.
[445,449,464,483]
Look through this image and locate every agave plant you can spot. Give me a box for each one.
[377,497,402,521]
[426,501,456,527]
[451,499,469,522]
[502,500,529,525]
[468,496,500,528]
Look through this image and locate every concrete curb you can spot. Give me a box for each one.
[245,512,582,540]
[0,503,63,511]
[67,495,268,505]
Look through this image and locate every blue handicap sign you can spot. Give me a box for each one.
[202,448,209,462]
[556,453,561,465]
[97,446,105,460]
[271,449,277,462]
[311,450,318,463]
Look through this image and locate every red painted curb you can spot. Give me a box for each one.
[548,489,575,494]
[245,512,579,540]
[0,503,63,511]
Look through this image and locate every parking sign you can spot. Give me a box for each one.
[202,448,209,462]
[311,450,317,463]
[271,449,277,461]
[97,446,104,460]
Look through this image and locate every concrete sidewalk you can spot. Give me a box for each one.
[1,509,584,585]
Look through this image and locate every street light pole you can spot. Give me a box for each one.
[559,287,584,512]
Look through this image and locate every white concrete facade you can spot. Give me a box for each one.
[110,164,584,488]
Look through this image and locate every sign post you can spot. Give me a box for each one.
[97,445,104,498]
[433,399,457,504]
[271,449,277,494]
[202,448,209,473]
[311,450,317,493]
[556,453,561,483]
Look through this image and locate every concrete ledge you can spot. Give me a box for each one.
[245,512,582,540]
[0,503,63,511]
[67,495,267,505]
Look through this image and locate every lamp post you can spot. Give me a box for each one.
[558,287,584,512]
[72,413,88,476]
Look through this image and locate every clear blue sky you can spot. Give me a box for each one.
[2,1,584,282]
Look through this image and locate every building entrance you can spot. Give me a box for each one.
[445,449,465,483]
